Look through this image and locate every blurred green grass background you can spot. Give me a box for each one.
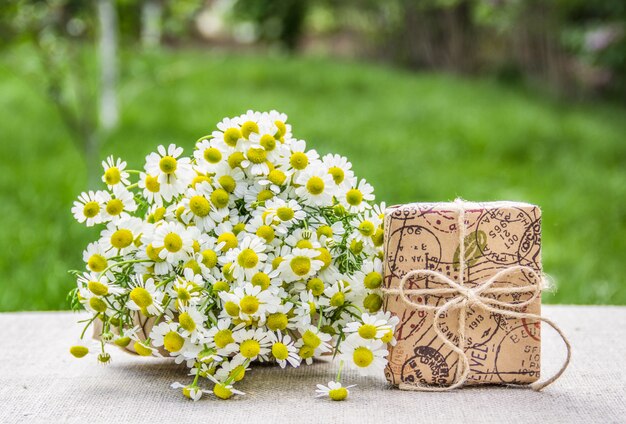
[1,48,626,311]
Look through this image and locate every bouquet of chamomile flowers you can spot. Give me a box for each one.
[69,110,398,401]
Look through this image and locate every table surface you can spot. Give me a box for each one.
[1,305,625,424]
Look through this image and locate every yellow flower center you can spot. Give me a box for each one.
[204,147,222,164]
[234,223,245,235]
[217,232,238,251]
[227,152,245,169]
[353,346,374,367]
[306,176,325,195]
[364,271,382,289]
[189,195,210,217]
[260,134,276,151]
[214,329,234,348]
[346,188,363,206]
[240,339,261,358]
[240,295,260,315]
[330,291,345,307]
[276,206,294,221]
[290,256,311,276]
[176,286,191,302]
[218,175,236,193]
[106,199,124,216]
[241,121,259,139]
[316,225,333,239]
[70,345,89,358]
[88,280,108,296]
[328,166,345,184]
[274,120,287,137]
[381,330,394,344]
[267,312,288,331]
[358,221,375,236]
[224,301,240,317]
[358,324,378,339]
[251,272,271,290]
[114,336,131,347]
[201,249,218,268]
[316,248,332,270]
[164,232,183,252]
[306,278,325,296]
[230,365,246,381]
[213,383,233,400]
[363,293,383,313]
[179,312,196,332]
[372,228,384,247]
[159,155,177,174]
[223,127,242,147]
[247,147,267,164]
[255,225,275,243]
[271,256,283,270]
[146,244,164,262]
[210,188,229,209]
[350,239,364,254]
[145,174,160,192]
[268,169,286,185]
[272,342,289,360]
[82,201,100,218]
[130,287,153,308]
[104,167,121,185]
[299,344,314,359]
[296,239,313,249]
[257,189,274,201]
[302,330,321,348]
[111,229,133,249]
[87,254,107,272]
[89,297,107,313]
[212,280,230,293]
[133,341,154,356]
[290,152,308,170]
[329,387,348,401]
[191,174,211,188]
[164,331,184,352]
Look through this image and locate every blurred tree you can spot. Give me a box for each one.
[232,0,310,51]
[0,0,120,184]
[141,0,163,48]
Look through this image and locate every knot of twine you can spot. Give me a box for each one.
[382,199,571,392]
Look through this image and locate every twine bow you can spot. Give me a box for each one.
[382,199,571,391]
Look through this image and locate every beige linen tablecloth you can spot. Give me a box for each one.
[1,305,624,423]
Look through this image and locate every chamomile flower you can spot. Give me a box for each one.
[138,172,164,205]
[321,280,351,310]
[207,374,246,400]
[144,144,194,201]
[342,179,375,213]
[315,381,356,401]
[295,167,336,206]
[213,163,247,198]
[259,198,305,233]
[340,335,388,376]
[214,357,250,382]
[151,221,194,264]
[278,248,324,283]
[269,331,300,368]
[344,312,394,340]
[232,328,271,363]
[100,217,144,254]
[82,241,114,274]
[101,155,130,188]
[299,325,332,358]
[193,137,230,173]
[219,283,280,324]
[170,268,205,307]
[170,382,210,401]
[72,190,105,226]
[180,181,216,232]
[100,186,138,222]
[126,276,164,316]
[287,139,319,173]
[220,236,267,281]
[77,271,124,298]
[213,116,244,149]
[322,154,355,191]
[151,321,188,355]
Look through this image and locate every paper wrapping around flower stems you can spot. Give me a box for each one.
[382,201,542,387]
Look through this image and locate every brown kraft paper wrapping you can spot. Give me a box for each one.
[382,201,542,387]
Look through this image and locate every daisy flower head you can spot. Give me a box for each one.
[342,179,375,213]
[150,221,194,264]
[144,144,194,202]
[82,241,113,274]
[180,181,216,232]
[100,216,144,254]
[344,312,394,340]
[72,190,105,226]
[126,275,164,317]
[269,331,300,368]
[207,374,246,400]
[340,334,388,376]
[170,382,210,402]
[316,381,356,401]
[151,320,188,356]
[193,137,230,173]
[100,185,138,222]
[287,139,319,174]
[232,327,272,363]
[138,171,164,205]
[278,247,324,283]
[299,325,332,362]
[219,283,280,324]
[295,166,336,207]
[322,154,356,191]
[221,235,267,281]
[263,110,291,140]
[101,155,130,188]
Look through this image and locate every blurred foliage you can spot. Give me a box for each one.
[231,0,310,51]
[1,47,626,311]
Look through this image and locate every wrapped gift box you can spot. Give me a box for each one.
[382,201,543,388]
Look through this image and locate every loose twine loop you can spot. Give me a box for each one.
[382,199,571,392]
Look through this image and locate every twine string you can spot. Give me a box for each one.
[382,199,571,391]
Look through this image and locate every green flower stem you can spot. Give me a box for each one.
[98,259,151,281]
[336,360,344,382]
[80,313,101,339]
